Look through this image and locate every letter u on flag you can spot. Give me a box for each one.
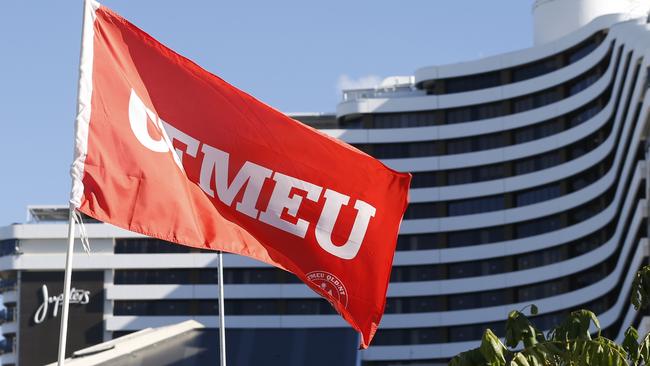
[71,1,411,348]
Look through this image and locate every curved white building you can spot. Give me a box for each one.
[2,2,650,366]
[329,2,650,364]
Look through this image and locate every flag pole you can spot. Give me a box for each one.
[59,0,91,363]
[57,204,77,365]
[217,251,227,366]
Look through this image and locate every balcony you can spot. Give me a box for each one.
[341,76,424,102]
[0,336,16,355]
[0,280,16,294]
[0,307,17,327]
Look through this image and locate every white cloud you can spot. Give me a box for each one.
[336,74,382,92]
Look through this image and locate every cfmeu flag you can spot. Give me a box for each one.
[71,1,410,348]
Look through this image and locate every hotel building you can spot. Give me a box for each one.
[3,0,650,365]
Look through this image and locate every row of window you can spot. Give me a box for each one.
[404,132,613,220]
[112,207,629,286]
[342,40,613,130]
[115,268,300,285]
[402,163,641,252]
[111,156,625,260]
[418,32,604,95]
[114,299,338,316]
[115,238,203,254]
[409,113,613,189]
[351,56,613,160]
[372,251,636,348]
[112,156,630,263]
[111,259,616,318]
[384,294,618,348]
[111,252,629,329]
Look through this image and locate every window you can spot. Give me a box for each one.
[514,119,563,143]
[446,107,472,124]
[409,297,445,313]
[569,73,600,95]
[390,265,446,282]
[373,329,409,345]
[569,103,602,127]
[515,215,562,238]
[115,238,190,253]
[285,300,334,315]
[446,71,501,93]
[448,258,507,279]
[447,133,506,154]
[446,102,504,124]
[372,112,437,128]
[356,141,439,159]
[515,151,562,175]
[516,184,562,206]
[448,196,505,216]
[396,233,443,250]
[568,38,599,63]
[516,246,567,270]
[447,227,505,247]
[0,240,18,256]
[449,324,483,342]
[404,203,442,219]
[513,89,560,113]
[448,293,480,310]
[114,269,191,284]
[517,279,569,301]
[410,171,439,188]
[513,58,560,82]
[447,165,505,185]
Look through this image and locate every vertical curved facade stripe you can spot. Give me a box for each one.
[327,12,650,364]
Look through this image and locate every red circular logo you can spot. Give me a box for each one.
[307,271,349,308]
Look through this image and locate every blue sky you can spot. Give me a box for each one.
[0,1,532,226]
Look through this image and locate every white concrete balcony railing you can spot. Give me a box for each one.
[342,86,424,101]
[341,76,423,102]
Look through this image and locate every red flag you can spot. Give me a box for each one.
[71,1,410,348]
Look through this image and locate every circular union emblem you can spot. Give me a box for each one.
[306,271,348,308]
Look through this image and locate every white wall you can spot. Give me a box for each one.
[533,0,649,45]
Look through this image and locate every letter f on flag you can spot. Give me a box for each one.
[70,1,411,348]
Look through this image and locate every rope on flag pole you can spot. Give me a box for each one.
[217,251,227,366]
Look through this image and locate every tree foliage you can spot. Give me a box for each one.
[449,265,650,366]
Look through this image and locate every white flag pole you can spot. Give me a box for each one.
[59,0,94,363]
[57,204,77,365]
[217,251,227,366]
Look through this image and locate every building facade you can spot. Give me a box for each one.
[3,1,650,365]
[328,2,650,364]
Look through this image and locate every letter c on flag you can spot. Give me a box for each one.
[128,89,185,171]
[129,89,170,153]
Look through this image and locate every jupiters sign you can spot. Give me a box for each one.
[33,284,90,324]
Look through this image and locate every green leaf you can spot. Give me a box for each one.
[449,348,485,366]
[622,326,639,364]
[530,304,538,316]
[638,331,650,366]
[509,353,531,366]
[631,265,650,310]
[480,329,507,366]
[505,310,544,349]
[549,309,601,342]
[510,341,564,366]
[507,337,629,366]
